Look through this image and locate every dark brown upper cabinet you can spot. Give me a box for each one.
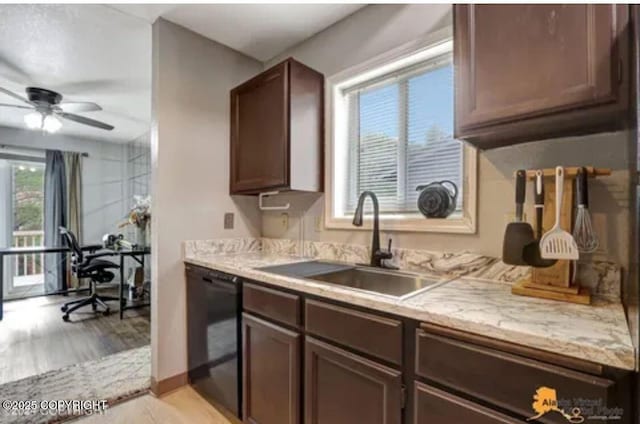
[230,58,324,194]
[454,5,630,149]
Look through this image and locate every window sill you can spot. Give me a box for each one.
[324,215,476,234]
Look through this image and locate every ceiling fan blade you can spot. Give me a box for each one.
[0,86,32,105]
[58,112,114,131]
[0,103,33,110]
[59,102,102,113]
[56,79,120,94]
[0,53,33,85]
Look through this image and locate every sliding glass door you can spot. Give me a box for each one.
[0,158,46,299]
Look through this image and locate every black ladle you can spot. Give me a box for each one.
[523,170,557,268]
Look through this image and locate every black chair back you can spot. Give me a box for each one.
[59,227,83,263]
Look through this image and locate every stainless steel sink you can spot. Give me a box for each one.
[257,260,448,299]
[308,267,446,299]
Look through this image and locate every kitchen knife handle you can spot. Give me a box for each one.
[515,170,526,221]
[534,170,544,206]
[534,170,544,238]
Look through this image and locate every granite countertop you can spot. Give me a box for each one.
[184,251,635,371]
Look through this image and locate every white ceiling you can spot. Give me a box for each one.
[0,4,151,143]
[111,4,365,61]
[0,4,363,143]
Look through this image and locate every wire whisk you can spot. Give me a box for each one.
[573,168,598,253]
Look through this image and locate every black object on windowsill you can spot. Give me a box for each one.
[416,180,458,218]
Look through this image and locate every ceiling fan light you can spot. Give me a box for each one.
[24,112,42,129]
[43,115,62,133]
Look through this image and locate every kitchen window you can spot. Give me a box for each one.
[326,37,477,233]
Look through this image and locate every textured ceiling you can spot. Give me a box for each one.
[0,4,363,143]
[111,4,365,61]
[0,4,151,143]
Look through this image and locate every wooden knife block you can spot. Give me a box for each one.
[511,167,610,305]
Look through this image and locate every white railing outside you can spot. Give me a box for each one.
[12,230,44,277]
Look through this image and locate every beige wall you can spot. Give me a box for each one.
[261,4,634,293]
[151,19,262,382]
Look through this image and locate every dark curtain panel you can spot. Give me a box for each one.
[44,150,67,293]
[64,152,82,288]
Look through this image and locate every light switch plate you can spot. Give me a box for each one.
[224,213,234,229]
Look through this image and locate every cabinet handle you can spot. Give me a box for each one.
[618,57,623,84]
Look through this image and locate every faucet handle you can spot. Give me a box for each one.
[380,238,398,269]
[376,238,393,260]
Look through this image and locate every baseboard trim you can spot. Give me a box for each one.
[150,372,188,396]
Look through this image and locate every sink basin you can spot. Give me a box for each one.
[257,261,446,299]
[309,267,445,298]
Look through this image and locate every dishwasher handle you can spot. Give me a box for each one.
[202,274,239,293]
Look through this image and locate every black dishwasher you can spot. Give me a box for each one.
[186,265,242,418]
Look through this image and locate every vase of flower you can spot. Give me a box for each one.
[120,195,151,248]
[136,224,147,247]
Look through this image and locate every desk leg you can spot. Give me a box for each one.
[119,255,125,319]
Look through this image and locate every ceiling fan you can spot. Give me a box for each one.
[0,86,114,133]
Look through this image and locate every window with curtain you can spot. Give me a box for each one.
[328,39,477,233]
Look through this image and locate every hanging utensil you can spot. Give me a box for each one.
[540,166,579,260]
[573,167,599,253]
[502,170,535,265]
[523,170,557,268]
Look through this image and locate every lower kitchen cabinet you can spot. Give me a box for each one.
[413,382,520,424]
[304,336,403,424]
[242,313,300,424]
[220,274,632,424]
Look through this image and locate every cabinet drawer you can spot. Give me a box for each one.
[305,299,402,365]
[414,382,520,424]
[415,329,615,423]
[243,283,300,327]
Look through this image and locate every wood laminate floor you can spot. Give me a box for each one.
[76,386,239,424]
[0,288,150,384]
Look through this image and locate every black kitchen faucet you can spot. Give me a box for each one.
[352,191,395,268]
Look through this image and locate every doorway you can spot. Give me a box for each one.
[0,158,46,300]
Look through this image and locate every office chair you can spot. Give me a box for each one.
[59,227,120,322]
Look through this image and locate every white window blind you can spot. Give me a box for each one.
[343,53,463,215]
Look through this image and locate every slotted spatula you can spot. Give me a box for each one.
[539,166,579,260]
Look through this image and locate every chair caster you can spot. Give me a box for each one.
[62,314,70,322]
[61,306,68,313]
[92,303,98,312]
[103,309,111,316]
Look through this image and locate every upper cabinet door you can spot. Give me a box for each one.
[455,5,629,149]
[231,62,289,193]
